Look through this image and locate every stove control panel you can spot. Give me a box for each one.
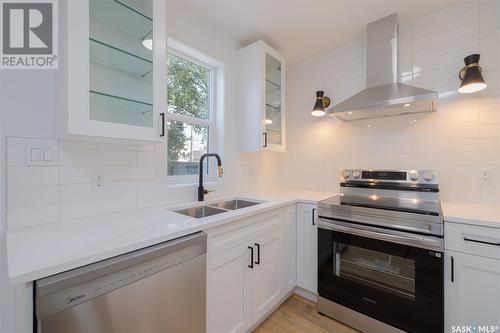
[341,169,439,185]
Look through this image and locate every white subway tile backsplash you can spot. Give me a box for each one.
[7,205,59,229]
[7,166,58,187]
[60,166,137,184]
[7,134,278,228]
[61,181,137,203]
[61,196,137,221]
[8,186,59,209]
[61,149,137,167]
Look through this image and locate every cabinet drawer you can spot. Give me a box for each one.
[206,208,284,258]
[445,222,500,259]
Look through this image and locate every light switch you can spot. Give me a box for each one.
[43,149,53,162]
[30,148,42,162]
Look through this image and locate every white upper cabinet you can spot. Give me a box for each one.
[237,41,286,152]
[63,0,167,142]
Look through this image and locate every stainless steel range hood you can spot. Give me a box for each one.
[328,14,438,121]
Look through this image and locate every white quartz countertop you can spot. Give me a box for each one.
[6,189,333,285]
[441,201,500,228]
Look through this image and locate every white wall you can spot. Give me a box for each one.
[279,0,500,205]
[0,2,278,332]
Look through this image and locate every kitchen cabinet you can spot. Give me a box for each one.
[281,205,297,295]
[251,228,282,322]
[237,40,286,152]
[444,222,500,331]
[296,203,318,293]
[206,243,252,333]
[206,207,290,333]
[63,0,167,142]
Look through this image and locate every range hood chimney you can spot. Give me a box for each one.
[327,13,438,121]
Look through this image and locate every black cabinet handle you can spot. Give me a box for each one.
[312,208,316,226]
[248,246,254,269]
[254,243,261,265]
[263,132,267,148]
[463,237,500,247]
[159,113,165,137]
[450,256,454,282]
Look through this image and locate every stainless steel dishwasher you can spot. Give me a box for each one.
[35,232,207,333]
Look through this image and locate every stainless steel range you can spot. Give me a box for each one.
[317,169,444,333]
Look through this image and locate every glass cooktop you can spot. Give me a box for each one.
[320,194,441,216]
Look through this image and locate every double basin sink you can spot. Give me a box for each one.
[174,199,263,218]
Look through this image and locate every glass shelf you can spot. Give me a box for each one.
[90,0,152,40]
[90,38,152,77]
[266,79,280,89]
[265,103,281,112]
[90,90,153,114]
[265,54,282,87]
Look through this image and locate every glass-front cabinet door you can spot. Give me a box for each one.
[264,53,283,147]
[262,47,285,151]
[236,40,285,152]
[66,0,167,142]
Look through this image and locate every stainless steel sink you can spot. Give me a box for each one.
[173,198,263,219]
[209,199,261,210]
[174,205,227,218]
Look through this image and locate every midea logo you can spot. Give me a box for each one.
[65,294,85,304]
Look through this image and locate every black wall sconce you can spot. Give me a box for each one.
[311,91,331,117]
[458,54,487,94]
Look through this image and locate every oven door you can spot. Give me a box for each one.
[318,219,443,333]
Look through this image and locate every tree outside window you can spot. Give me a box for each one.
[167,52,212,176]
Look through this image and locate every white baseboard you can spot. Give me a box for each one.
[293,287,317,303]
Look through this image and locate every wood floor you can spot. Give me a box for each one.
[253,294,360,333]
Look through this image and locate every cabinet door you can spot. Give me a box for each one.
[252,228,282,322]
[262,44,285,152]
[282,205,297,295]
[296,203,318,293]
[445,250,500,331]
[207,244,252,333]
[67,0,166,141]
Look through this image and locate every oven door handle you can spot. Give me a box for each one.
[318,220,443,251]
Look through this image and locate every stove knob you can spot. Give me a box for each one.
[352,170,361,179]
[423,172,434,181]
[409,172,419,181]
[341,170,351,178]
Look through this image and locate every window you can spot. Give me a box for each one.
[166,50,214,178]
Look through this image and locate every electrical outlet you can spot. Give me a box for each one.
[480,168,493,188]
[94,174,104,188]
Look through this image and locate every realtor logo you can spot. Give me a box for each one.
[1,0,58,69]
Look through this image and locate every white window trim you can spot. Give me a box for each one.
[166,37,224,186]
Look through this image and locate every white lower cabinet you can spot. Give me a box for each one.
[444,222,500,332]
[207,243,252,333]
[296,203,317,293]
[281,205,297,295]
[206,207,291,333]
[251,228,282,322]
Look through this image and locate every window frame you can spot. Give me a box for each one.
[165,38,221,186]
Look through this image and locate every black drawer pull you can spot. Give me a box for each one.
[450,256,454,282]
[254,243,261,265]
[248,246,254,269]
[159,113,165,137]
[312,208,316,226]
[463,237,500,247]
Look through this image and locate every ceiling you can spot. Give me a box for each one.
[170,0,457,64]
